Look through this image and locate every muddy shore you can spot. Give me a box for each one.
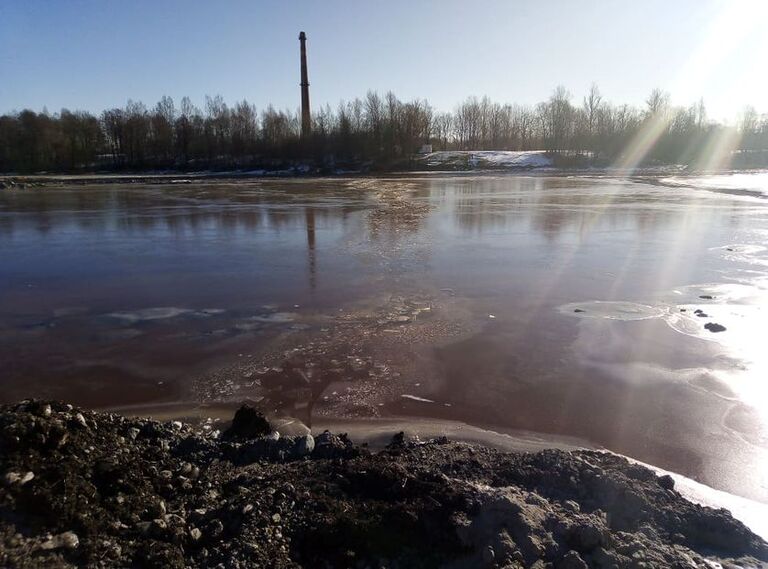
[1,401,766,568]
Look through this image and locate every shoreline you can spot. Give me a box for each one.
[1,400,766,568]
[102,401,768,541]
[3,164,766,186]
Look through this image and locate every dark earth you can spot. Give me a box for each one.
[1,401,766,568]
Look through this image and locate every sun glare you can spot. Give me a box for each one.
[614,0,768,173]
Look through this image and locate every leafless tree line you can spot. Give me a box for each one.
[1,86,767,172]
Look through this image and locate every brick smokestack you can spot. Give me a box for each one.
[299,31,311,138]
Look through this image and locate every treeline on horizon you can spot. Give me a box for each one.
[1,85,767,173]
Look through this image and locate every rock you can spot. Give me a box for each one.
[704,322,726,333]
[146,498,166,518]
[294,434,315,457]
[3,472,21,486]
[189,527,202,541]
[482,545,496,563]
[40,531,79,550]
[699,295,714,300]
[73,413,88,428]
[573,309,585,313]
[135,521,152,535]
[204,519,224,539]
[563,500,580,513]
[657,474,675,491]
[3,470,33,486]
[389,431,407,448]
[312,430,356,459]
[223,405,271,439]
[557,550,588,569]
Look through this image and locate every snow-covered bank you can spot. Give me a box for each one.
[416,150,554,170]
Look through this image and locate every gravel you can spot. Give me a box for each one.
[1,400,766,568]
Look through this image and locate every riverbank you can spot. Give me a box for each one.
[0,155,698,189]
[1,401,766,568]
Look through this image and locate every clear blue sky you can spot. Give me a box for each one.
[1,0,766,121]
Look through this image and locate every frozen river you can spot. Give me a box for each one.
[2,172,767,503]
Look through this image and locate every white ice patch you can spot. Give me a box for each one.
[248,312,299,323]
[107,307,226,323]
[661,172,768,198]
[400,394,435,403]
[559,301,664,321]
[108,307,193,323]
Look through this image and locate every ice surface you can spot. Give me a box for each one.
[559,301,664,321]
[661,171,768,197]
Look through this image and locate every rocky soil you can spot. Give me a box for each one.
[1,401,766,568]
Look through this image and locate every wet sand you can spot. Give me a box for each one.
[1,174,767,503]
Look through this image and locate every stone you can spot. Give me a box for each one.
[224,405,271,439]
[704,322,726,333]
[482,545,496,563]
[190,527,202,541]
[205,519,223,538]
[294,434,315,457]
[135,522,152,535]
[657,474,675,491]
[3,469,34,486]
[563,500,580,513]
[40,531,79,551]
[557,550,588,569]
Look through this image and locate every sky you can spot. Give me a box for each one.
[1,0,767,122]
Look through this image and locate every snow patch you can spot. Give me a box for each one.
[419,150,553,170]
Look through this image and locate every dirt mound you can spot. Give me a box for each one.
[1,401,766,568]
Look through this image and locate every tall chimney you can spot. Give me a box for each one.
[299,31,311,138]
